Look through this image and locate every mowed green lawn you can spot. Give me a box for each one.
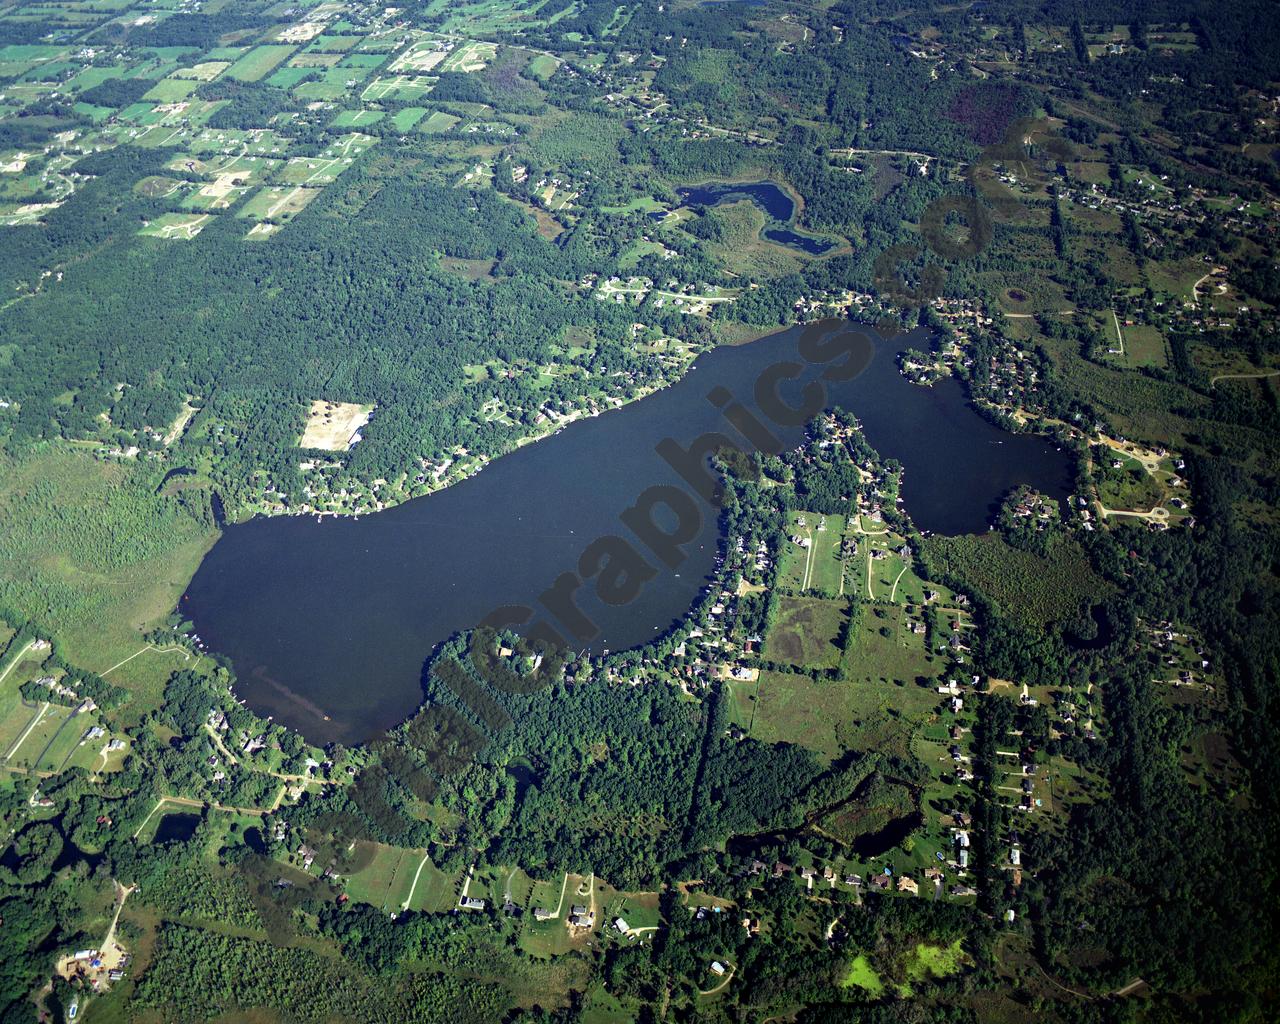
[5,702,79,768]
[35,711,98,772]
[343,843,459,912]
[776,512,848,595]
[764,596,849,670]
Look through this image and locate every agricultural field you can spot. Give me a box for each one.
[225,45,297,82]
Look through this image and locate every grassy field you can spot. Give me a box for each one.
[237,185,323,223]
[342,842,451,911]
[1114,324,1168,369]
[0,450,218,712]
[390,106,428,131]
[763,596,849,670]
[840,606,936,686]
[749,670,866,763]
[841,953,886,995]
[1095,449,1164,510]
[416,110,460,134]
[142,77,199,102]
[5,702,78,769]
[331,108,384,129]
[527,53,559,80]
[225,45,296,82]
[361,74,434,103]
[776,512,848,595]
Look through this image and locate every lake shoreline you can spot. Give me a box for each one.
[186,320,1075,743]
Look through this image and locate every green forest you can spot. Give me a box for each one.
[0,0,1278,1020]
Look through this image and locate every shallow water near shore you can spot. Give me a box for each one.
[184,322,1073,744]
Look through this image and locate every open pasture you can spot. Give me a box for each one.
[236,184,323,222]
[225,45,296,82]
[764,596,849,670]
[361,74,435,102]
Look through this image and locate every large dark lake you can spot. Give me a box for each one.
[185,323,1073,744]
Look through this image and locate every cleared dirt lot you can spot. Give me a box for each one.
[299,400,374,450]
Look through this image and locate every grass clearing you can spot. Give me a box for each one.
[841,953,885,995]
[225,45,296,82]
[418,110,460,134]
[764,596,848,670]
[776,512,848,595]
[750,670,864,763]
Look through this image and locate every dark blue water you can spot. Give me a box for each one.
[679,182,797,221]
[185,323,1073,744]
[152,812,200,844]
[676,181,836,254]
[764,228,835,255]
